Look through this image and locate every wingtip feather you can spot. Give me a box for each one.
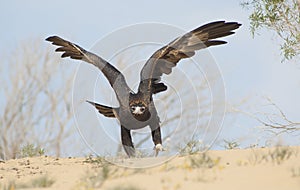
[86,100,95,105]
[45,36,59,42]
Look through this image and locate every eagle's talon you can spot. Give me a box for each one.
[154,144,165,156]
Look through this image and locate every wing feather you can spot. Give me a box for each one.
[46,36,132,105]
[138,21,241,95]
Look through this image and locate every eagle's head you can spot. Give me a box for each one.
[128,93,151,121]
[129,102,147,115]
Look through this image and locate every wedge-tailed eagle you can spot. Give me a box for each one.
[46,21,241,157]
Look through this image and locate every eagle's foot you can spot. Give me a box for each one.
[154,144,165,156]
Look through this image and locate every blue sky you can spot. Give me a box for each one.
[1,0,299,156]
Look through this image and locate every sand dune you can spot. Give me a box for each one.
[0,146,299,190]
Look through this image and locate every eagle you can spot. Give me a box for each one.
[46,21,241,157]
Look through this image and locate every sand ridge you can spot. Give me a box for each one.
[0,146,299,190]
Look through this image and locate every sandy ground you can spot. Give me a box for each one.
[0,146,299,190]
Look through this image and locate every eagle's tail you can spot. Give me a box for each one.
[86,100,116,118]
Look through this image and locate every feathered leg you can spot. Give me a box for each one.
[121,125,135,157]
[150,123,164,156]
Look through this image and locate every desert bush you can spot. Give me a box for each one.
[188,152,220,169]
[249,146,295,165]
[223,139,240,150]
[178,139,206,156]
[19,144,45,158]
[76,163,112,189]
[1,176,54,189]
[30,176,55,188]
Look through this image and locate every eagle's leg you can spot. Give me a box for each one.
[150,123,164,156]
[121,125,135,158]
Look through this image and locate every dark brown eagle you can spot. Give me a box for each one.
[46,21,241,157]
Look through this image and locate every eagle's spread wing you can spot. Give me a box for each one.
[86,100,116,118]
[46,36,131,105]
[138,21,241,95]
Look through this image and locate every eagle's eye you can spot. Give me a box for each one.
[140,107,145,112]
[130,106,136,112]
